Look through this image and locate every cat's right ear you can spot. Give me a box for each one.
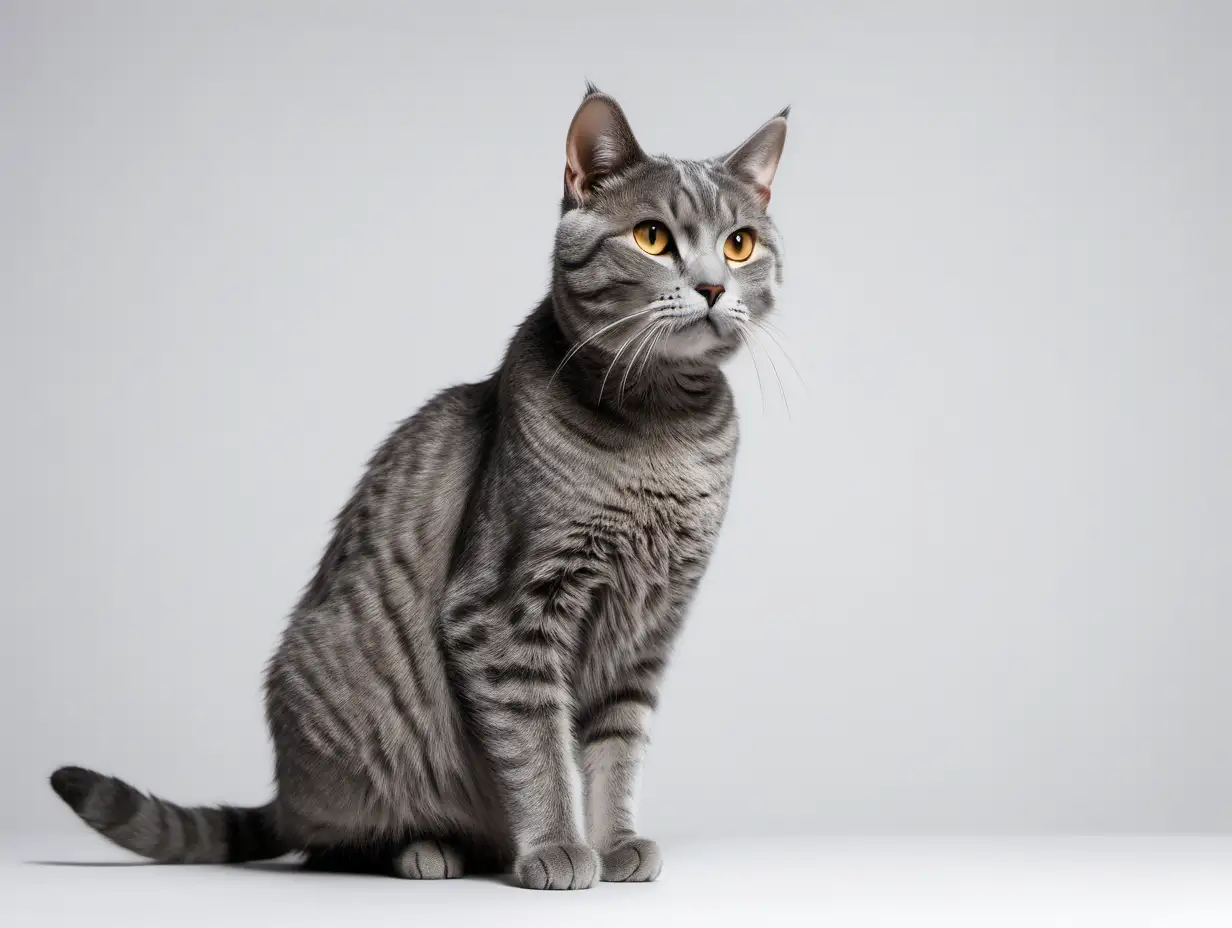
[564,90,645,207]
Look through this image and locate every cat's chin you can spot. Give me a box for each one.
[660,326,742,364]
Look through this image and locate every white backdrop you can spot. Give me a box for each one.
[2,1,1229,836]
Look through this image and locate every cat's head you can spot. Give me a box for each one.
[552,86,787,374]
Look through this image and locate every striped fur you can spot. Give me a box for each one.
[49,767,281,863]
[50,88,787,888]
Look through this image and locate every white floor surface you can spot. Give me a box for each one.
[3,834,1230,927]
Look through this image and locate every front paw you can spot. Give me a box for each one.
[515,843,600,890]
[600,837,662,882]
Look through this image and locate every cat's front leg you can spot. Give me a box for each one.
[445,585,599,890]
[577,672,664,882]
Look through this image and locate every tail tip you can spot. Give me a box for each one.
[50,765,98,812]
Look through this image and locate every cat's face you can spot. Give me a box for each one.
[552,91,787,372]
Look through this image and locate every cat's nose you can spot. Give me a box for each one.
[695,284,725,308]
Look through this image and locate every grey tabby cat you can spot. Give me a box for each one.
[49,86,788,890]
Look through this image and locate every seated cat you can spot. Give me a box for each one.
[50,85,788,890]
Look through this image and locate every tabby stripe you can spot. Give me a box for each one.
[498,698,559,721]
[516,418,590,484]
[421,748,443,798]
[700,443,737,466]
[296,633,364,751]
[559,234,612,271]
[380,551,434,707]
[452,581,506,620]
[223,807,255,862]
[371,560,431,706]
[450,623,490,653]
[551,406,627,453]
[669,187,684,217]
[344,593,431,774]
[678,180,702,214]
[500,524,524,580]
[630,654,667,678]
[484,663,558,686]
[510,625,561,648]
[97,787,140,837]
[178,805,198,856]
[391,544,425,601]
[581,726,645,744]
[149,798,171,860]
[342,606,404,789]
[575,686,658,733]
[695,401,736,442]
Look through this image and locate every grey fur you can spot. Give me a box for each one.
[50,88,787,889]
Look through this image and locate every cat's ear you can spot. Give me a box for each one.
[564,88,645,206]
[723,107,789,206]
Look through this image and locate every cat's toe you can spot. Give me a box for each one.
[514,843,600,890]
[392,839,464,879]
[600,837,662,882]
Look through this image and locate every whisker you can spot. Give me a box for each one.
[548,305,662,388]
[600,317,658,404]
[637,321,671,384]
[754,320,808,391]
[619,320,667,405]
[735,325,767,417]
[749,325,790,419]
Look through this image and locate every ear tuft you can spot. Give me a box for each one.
[584,80,602,98]
[777,104,791,120]
[564,93,644,206]
[723,111,789,206]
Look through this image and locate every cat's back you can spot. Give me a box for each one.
[292,376,497,615]
[268,377,497,723]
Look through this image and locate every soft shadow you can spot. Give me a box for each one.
[25,858,519,885]
[231,860,305,873]
[26,860,160,868]
[25,858,301,870]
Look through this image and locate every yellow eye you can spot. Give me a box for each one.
[724,228,756,262]
[633,220,673,256]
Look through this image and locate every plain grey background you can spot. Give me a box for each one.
[2,1,1229,838]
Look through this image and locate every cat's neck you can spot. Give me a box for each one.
[515,298,730,424]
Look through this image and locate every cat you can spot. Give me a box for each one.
[49,85,788,890]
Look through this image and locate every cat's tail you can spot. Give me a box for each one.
[49,765,288,863]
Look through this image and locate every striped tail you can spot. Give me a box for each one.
[49,766,287,863]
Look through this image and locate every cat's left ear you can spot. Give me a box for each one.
[564,89,645,206]
[723,107,789,206]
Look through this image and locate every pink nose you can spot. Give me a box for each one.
[695,284,725,308]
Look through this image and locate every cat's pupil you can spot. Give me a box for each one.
[648,225,658,245]
[732,233,743,248]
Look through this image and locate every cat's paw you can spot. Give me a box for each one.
[392,839,464,879]
[600,836,662,882]
[514,842,600,890]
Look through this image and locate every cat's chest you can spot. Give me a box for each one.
[523,396,737,585]
[586,452,733,585]
[565,467,729,673]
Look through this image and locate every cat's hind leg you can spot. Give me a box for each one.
[391,838,465,880]
[302,838,465,879]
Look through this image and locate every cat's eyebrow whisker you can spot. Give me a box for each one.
[600,317,659,404]
[549,305,662,387]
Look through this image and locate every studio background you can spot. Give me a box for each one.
[2,2,1229,839]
